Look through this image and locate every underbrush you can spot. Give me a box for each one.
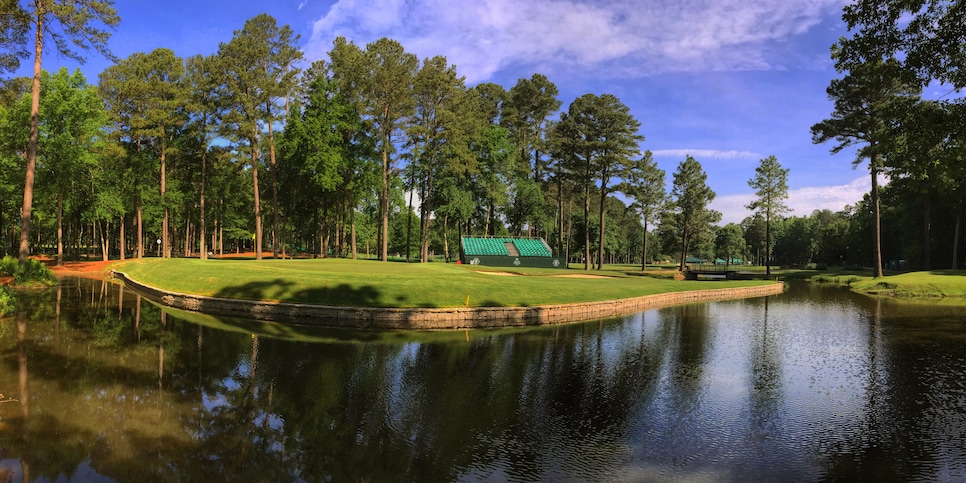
[808,274,865,286]
[0,255,57,286]
[0,286,14,317]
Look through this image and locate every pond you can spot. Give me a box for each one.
[1,278,965,481]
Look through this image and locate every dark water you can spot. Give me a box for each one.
[2,278,966,482]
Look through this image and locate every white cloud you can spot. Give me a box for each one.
[712,175,874,225]
[651,149,762,160]
[786,175,875,216]
[306,0,844,83]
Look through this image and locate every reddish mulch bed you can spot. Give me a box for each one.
[48,259,118,277]
[1,257,117,286]
[1,252,286,286]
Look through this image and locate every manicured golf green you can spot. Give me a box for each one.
[850,270,966,298]
[783,267,966,299]
[114,258,773,308]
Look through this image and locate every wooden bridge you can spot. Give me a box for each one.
[684,263,741,280]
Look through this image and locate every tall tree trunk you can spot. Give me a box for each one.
[641,219,648,271]
[162,143,169,258]
[119,214,125,261]
[583,187,590,271]
[406,185,414,262]
[19,10,43,265]
[565,199,573,265]
[57,192,64,266]
[420,155,436,263]
[100,221,109,262]
[679,230,690,271]
[765,212,772,276]
[349,191,357,259]
[597,187,607,270]
[135,136,144,258]
[267,101,279,259]
[442,215,449,261]
[252,126,263,260]
[334,208,342,258]
[137,202,143,258]
[380,113,390,262]
[557,174,564,255]
[200,118,207,261]
[871,156,883,278]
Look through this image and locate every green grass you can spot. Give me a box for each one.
[114,258,775,309]
[850,270,966,298]
[774,266,966,298]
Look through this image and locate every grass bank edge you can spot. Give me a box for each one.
[113,258,776,308]
[780,267,966,298]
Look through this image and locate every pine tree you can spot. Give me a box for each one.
[746,155,790,276]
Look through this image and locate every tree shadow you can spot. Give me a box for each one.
[213,278,297,302]
[290,283,383,307]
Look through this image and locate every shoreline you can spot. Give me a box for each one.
[112,270,785,330]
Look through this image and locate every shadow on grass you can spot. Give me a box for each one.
[291,284,384,306]
[214,278,386,307]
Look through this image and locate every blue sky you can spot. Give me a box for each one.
[16,0,881,224]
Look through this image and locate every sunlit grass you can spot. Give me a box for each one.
[776,266,966,298]
[851,270,966,298]
[114,258,775,308]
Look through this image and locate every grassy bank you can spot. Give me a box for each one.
[849,270,966,298]
[778,266,966,298]
[113,258,773,308]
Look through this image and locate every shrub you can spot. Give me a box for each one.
[0,286,15,317]
[0,255,17,277]
[810,274,861,286]
[13,258,56,286]
[1,256,56,286]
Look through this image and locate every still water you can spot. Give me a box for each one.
[2,278,965,482]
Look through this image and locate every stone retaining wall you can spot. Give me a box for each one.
[112,271,784,330]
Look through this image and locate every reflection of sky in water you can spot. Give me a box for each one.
[202,390,229,412]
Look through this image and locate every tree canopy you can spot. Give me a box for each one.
[11,4,959,275]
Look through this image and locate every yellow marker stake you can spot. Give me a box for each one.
[465,295,470,307]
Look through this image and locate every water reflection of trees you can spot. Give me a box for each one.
[0,278,725,481]
[817,296,966,480]
[5,278,965,480]
[748,297,783,452]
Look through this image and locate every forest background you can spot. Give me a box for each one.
[1,0,964,273]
